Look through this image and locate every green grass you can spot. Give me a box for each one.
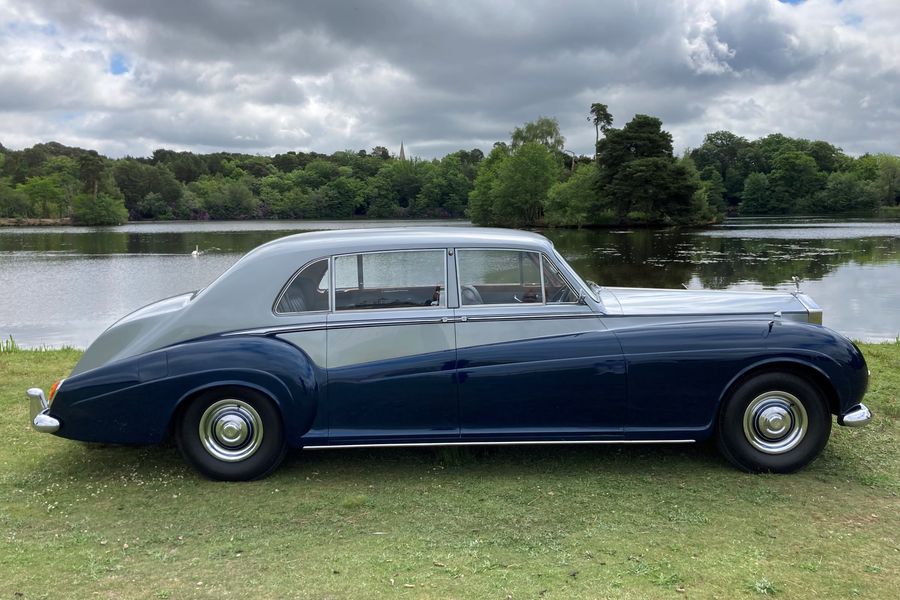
[1,344,898,599]
[878,205,900,219]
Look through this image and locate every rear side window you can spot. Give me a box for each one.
[275,258,330,313]
[333,250,445,311]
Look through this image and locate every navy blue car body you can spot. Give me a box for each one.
[28,227,871,480]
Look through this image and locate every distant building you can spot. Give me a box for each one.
[398,141,406,161]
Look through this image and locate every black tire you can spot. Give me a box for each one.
[717,372,831,473]
[176,386,287,481]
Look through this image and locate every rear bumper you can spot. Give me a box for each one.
[838,403,872,427]
[27,388,60,433]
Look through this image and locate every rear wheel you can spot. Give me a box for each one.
[176,386,286,481]
[717,372,831,473]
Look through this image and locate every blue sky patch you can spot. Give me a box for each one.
[842,13,863,27]
[109,53,129,75]
[5,21,58,36]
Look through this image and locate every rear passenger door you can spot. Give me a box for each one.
[326,249,459,443]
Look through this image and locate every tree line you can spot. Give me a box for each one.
[1,106,898,227]
[0,142,480,225]
[689,130,900,215]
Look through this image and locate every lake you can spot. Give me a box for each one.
[1,217,898,348]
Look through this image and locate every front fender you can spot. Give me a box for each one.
[761,321,868,414]
[49,336,322,445]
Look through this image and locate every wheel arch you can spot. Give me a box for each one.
[167,376,289,442]
[716,358,840,422]
[161,334,323,446]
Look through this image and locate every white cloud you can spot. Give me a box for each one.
[683,7,735,75]
[0,0,898,158]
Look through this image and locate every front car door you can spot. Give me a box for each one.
[454,248,626,440]
[325,248,458,443]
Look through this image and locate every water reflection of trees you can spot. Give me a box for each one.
[544,228,899,289]
[3,226,897,291]
[0,230,289,256]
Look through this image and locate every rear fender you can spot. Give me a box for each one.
[50,335,321,445]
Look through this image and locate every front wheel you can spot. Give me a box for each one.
[717,372,831,473]
[176,386,287,481]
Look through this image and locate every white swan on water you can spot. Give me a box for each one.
[190,245,220,257]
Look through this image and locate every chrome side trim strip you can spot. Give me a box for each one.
[225,313,598,337]
[303,439,695,450]
[224,323,327,336]
[330,317,448,329]
[461,313,598,322]
[226,309,807,339]
[600,311,808,319]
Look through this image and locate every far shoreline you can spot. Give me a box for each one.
[2,210,897,229]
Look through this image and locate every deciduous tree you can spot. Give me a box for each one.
[511,117,566,152]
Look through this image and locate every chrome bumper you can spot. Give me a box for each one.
[838,404,872,427]
[27,388,60,433]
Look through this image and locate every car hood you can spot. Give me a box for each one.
[598,286,813,318]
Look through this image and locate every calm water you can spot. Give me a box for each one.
[1,218,898,347]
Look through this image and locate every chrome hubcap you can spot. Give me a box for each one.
[743,391,807,454]
[199,399,263,462]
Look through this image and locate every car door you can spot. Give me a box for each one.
[326,248,459,443]
[454,248,626,440]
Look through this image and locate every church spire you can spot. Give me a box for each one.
[398,141,406,161]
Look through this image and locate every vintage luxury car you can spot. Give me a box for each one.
[28,227,871,480]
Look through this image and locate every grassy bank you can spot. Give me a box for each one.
[1,344,897,599]
[879,205,900,220]
[0,217,72,227]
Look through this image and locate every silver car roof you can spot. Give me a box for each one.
[249,226,554,257]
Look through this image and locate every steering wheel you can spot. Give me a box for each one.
[549,286,572,303]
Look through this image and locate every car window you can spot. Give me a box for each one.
[457,249,544,305]
[275,258,330,313]
[542,256,578,303]
[334,250,445,311]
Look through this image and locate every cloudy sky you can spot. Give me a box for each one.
[1,0,898,159]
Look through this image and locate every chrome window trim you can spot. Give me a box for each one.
[272,256,332,316]
[330,248,449,314]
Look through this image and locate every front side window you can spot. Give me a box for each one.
[334,250,445,311]
[457,249,543,305]
[275,258,330,313]
[542,256,578,303]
